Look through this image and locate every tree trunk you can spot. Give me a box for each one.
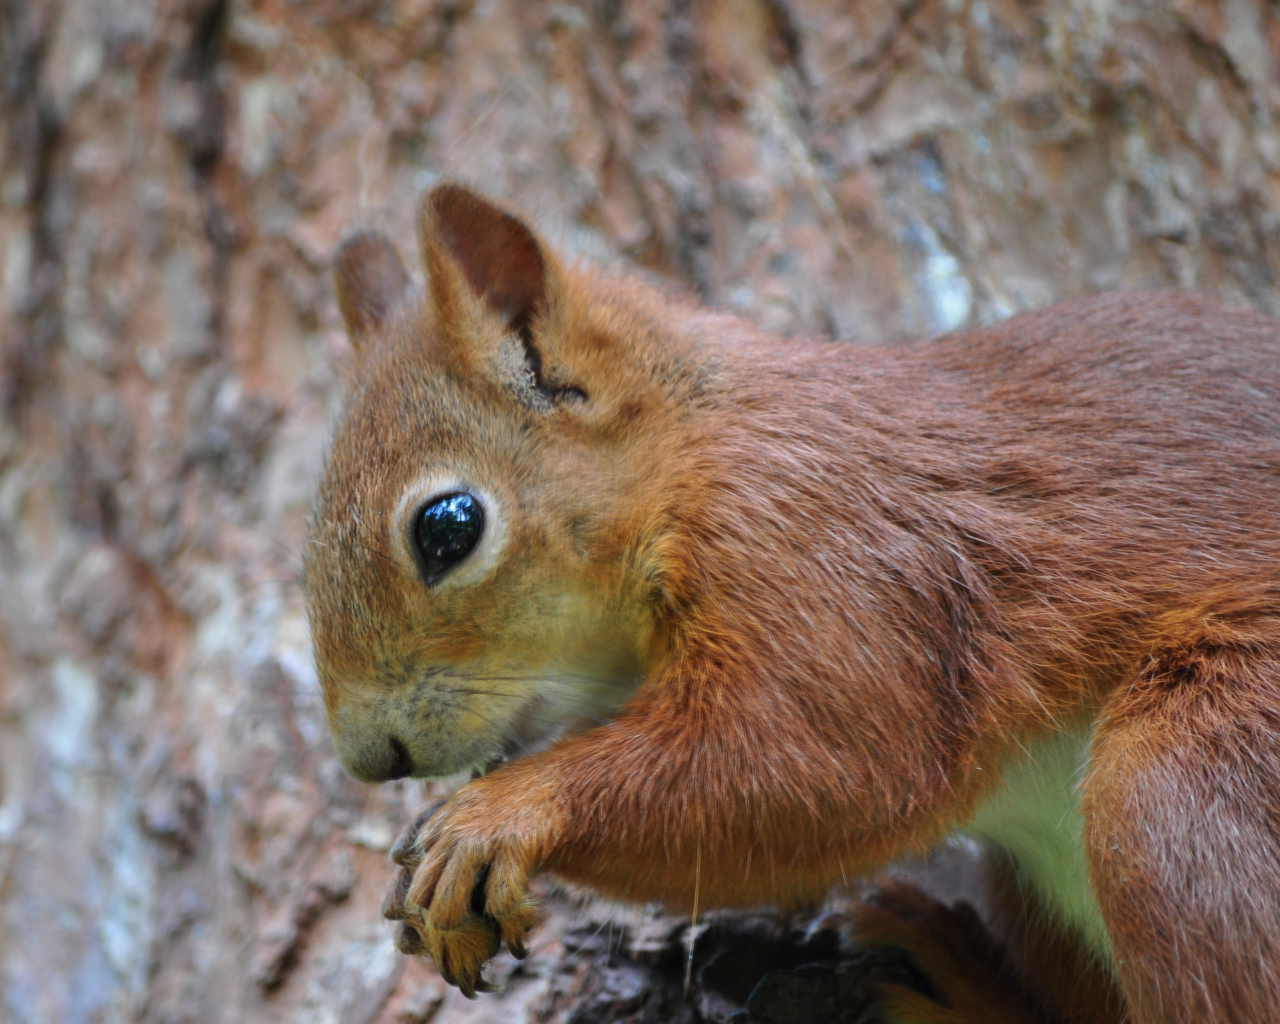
[2,1,1278,1021]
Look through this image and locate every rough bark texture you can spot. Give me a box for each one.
[2,1,1279,1022]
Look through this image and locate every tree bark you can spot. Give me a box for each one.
[1,1,1278,1021]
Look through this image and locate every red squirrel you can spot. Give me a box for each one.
[305,183,1280,1022]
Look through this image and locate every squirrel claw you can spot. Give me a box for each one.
[394,921,425,956]
[507,937,529,960]
[417,911,503,997]
[382,868,412,920]
[391,800,447,867]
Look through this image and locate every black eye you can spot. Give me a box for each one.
[414,493,484,582]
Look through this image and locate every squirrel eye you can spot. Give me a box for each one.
[414,493,484,582]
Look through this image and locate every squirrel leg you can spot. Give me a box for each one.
[847,879,1049,1024]
[978,849,1126,1023]
[1083,617,1280,1024]
[385,659,975,995]
[847,849,1126,1024]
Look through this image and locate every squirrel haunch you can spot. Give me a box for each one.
[306,183,1280,1020]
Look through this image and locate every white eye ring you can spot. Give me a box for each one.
[393,474,508,590]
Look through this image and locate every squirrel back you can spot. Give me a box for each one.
[310,198,1280,805]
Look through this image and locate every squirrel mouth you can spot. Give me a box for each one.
[496,685,627,764]
[498,690,564,761]
[409,662,643,774]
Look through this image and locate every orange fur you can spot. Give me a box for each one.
[306,184,1280,1018]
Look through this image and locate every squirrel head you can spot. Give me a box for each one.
[306,185,702,782]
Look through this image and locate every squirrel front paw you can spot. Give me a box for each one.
[381,784,548,996]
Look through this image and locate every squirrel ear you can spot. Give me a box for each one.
[420,184,551,341]
[334,232,411,352]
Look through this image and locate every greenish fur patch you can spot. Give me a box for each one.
[967,722,1114,968]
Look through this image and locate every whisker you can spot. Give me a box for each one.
[306,521,423,589]
[458,671,621,685]
[239,576,304,594]
[439,688,525,700]
[218,705,326,719]
[236,523,306,567]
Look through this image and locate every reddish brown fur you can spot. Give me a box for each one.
[306,184,1280,1019]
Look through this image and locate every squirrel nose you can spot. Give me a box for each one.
[385,737,414,779]
[344,735,415,782]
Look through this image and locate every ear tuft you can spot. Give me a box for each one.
[422,185,547,339]
[334,232,411,350]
